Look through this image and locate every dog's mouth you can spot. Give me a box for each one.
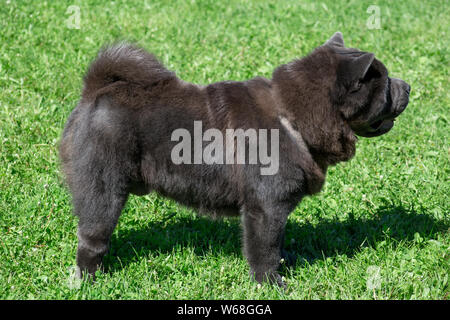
[369,119,384,130]
[354,118,395,137]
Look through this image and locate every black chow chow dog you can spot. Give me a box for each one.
[60,32,410,287]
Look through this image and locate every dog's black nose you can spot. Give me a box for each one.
[405,83,411,94]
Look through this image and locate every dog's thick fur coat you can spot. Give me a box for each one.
[60,33,410,286]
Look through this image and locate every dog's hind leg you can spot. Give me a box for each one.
[62,99,138,278]
[71,143,131,278]
[73,172,129,278]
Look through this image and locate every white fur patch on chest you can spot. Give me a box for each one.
[278,116,309,155]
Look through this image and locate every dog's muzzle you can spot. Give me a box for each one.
[356,77,410,138]
[389,77,410,116]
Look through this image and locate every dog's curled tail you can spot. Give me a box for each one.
[81,42,175,101]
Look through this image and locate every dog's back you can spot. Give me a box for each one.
[60,44,248,221]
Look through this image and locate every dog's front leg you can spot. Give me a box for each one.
[242,204,290,288]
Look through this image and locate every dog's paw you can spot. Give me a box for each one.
[251,270,286,289]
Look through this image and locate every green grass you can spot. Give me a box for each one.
[0,0,448,299]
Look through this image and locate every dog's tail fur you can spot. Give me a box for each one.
[81,43,176,101]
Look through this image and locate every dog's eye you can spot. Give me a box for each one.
[349,80,362,93]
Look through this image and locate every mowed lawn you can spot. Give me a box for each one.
[0,0,448,299]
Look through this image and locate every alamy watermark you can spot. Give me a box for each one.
[67,266,82,289]
[66,5,81,29]
[171,121,279,175]
[366,265,382,291]
[366,5,381,29]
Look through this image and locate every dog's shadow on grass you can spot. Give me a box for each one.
[105,205,447,272]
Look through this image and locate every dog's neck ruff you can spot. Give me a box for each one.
[278,115,326,195]
[278,116,309,155]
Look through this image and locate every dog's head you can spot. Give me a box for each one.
[325,32,410,137]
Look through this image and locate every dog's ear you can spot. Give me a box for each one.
[325,32,345,47]
[338,52,375,83]
[349,53,375,79]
